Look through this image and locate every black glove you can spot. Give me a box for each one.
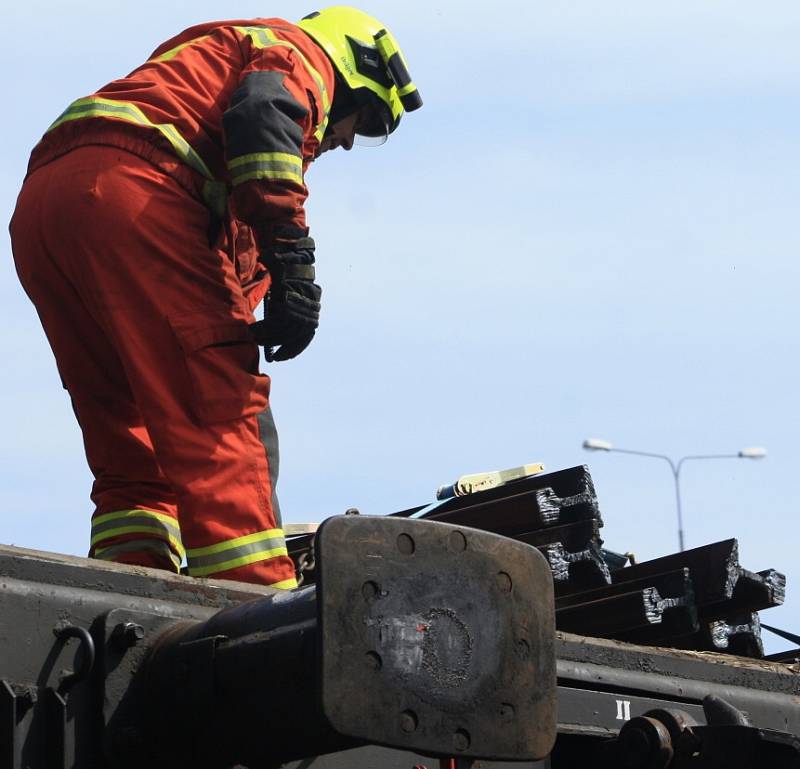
[250,226,322,362]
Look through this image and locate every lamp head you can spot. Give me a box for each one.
[738,446,767,459]
[583,438,613,451]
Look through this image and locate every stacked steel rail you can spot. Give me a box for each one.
[286,465,786,658]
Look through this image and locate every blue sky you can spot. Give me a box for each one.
[2,1,799,651]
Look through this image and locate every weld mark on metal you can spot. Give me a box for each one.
[421,608,473,688]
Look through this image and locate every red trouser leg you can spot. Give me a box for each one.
[10,146,296,587]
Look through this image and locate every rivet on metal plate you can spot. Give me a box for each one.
[400,710,418,733]
[397,533,415,555]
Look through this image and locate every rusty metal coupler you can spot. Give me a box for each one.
[101,515,557,769]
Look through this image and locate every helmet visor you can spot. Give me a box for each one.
[353,100,393,146]
[354,132,388,147]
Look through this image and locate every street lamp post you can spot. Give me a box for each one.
[582,439,767,551]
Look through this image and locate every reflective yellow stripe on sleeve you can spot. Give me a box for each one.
[233,26,331,142]
[151,35,211,62]
[227,151,304,187]
[186,528,294,584]
[47,97,227,217]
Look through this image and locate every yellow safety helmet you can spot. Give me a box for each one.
[298,6,422,140]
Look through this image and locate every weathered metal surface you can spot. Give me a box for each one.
[718,568,787,616]
[556,632,800,734]
[103,592,334,768]
[618,608,700,647]
[558,569,690,608]
[1,681,21,769]
[515,518,601,550]
[543,541,611,588]
[288,467,602,592]
[284,745,547,769]
[0,543,278,605]
[709,612,764,658]
[316,515,557,761]
[288,497,787,656]
[1,495,797,769]
[671,612,765,659]
[0,545,259,769]
[555,685,705,737]
[412,465,600,533]
[0,519,558,768]
[612,540,784,620]
[612,540,740,604]
[557,569,699,645]
[595,696,800,769]
[282,634,800,769]
[557,588,666,637]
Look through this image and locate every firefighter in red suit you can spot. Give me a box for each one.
[9,7,422,586]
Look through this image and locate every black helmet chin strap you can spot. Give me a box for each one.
[325,74,359,133]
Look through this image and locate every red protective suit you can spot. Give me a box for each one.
[10,19,336,586]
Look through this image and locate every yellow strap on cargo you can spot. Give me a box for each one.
[47,97,227,217]
[234,25,331,142]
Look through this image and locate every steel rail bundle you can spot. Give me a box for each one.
[287,466,786,658]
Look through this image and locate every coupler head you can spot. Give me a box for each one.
[103,515,557,768]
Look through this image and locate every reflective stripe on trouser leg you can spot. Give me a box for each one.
[94,538,183,571]
[257,405,281,527]
[186,528,296,588]
[90,508,184,572]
